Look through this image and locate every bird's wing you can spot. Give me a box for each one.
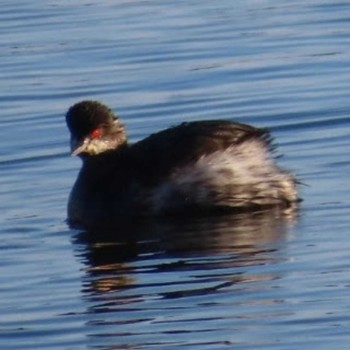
[129,120,271,185]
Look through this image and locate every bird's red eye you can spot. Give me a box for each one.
[90,128,102,139]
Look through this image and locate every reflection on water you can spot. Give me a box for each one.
[2,0,350,349]
[72,208,297,348]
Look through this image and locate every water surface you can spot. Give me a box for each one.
[1,1,350,349]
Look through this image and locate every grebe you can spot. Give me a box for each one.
[66,100,299,227]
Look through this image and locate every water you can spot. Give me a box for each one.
[1,1,350,349]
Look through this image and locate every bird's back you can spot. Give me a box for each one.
[129,120,272,186]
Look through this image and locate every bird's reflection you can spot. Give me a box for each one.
[73,206,298,296]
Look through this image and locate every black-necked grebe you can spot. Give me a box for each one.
[66,100,300,227]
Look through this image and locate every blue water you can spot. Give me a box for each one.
[1,1,350,349]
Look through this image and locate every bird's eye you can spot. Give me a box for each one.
[90,128,102,139]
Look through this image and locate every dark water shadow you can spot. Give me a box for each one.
[72,207,298,297]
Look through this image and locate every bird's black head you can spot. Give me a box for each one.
[66,100,127,157]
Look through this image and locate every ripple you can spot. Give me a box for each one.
[1,1,350,349]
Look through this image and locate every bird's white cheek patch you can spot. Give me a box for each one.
[81,138,119,155]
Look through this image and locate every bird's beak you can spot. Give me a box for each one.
[70,137,89,156]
